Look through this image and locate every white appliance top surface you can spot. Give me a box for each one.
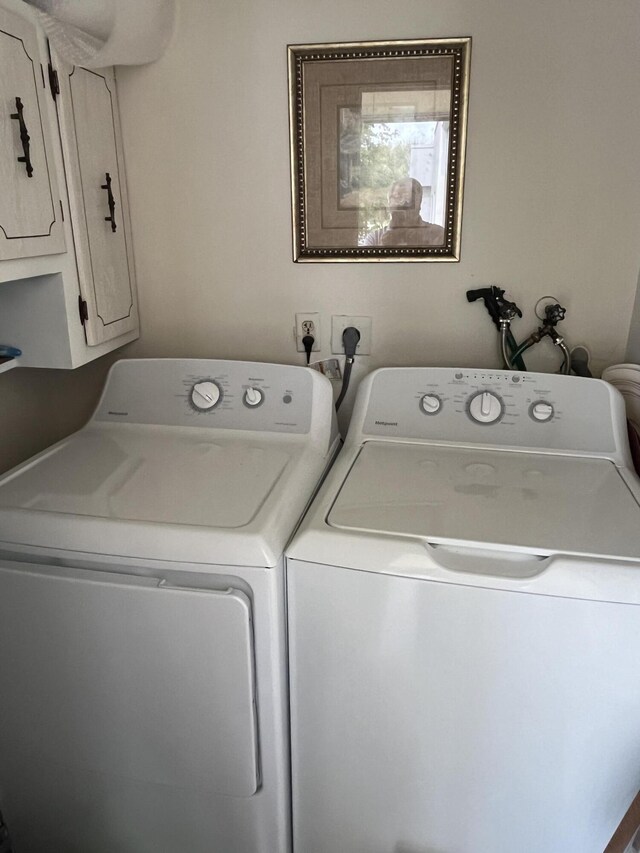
[0,359,337,566]
[0,425,317,566]
[0,427,291,529]
[327,441,640,561]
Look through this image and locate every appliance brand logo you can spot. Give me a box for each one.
[375,420,398,427]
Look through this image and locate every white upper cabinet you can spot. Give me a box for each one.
[0,0,139,370]
[52,57,138,346]
[0,5,66,260]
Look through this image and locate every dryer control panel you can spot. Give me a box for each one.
[357,367,627,458]
[92,359,329,435]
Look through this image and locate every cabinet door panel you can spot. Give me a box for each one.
[0,7,66,260]
[54,59,138,345]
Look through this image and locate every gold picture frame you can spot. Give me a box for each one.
[288,37,471,262]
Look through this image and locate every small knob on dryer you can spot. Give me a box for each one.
[244,387,264,408]
[191,380,222,410]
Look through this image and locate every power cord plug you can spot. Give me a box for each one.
[335,326,361,411]
[342,326,361,362]
[302,334,315,365]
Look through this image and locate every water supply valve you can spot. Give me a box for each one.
[544,303,566,327]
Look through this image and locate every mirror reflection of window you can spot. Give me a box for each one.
[290,38,470,260]
[337,88,451,246]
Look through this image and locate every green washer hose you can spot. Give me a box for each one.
[506,329,528,371]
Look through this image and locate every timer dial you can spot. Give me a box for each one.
[190,380,221,410]
[468,391,503,424]
[420,394,442,415]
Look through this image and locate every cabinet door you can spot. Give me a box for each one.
[0,7,66,261]
[53,57,138,346]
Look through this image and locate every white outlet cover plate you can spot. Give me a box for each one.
[331,315,372,355]
[295,312,321,352]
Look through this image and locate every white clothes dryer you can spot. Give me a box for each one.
[286,366,640,853]
[0,358,338,853]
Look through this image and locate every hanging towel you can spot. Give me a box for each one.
[23,0,175,68]
[602,364,640,477]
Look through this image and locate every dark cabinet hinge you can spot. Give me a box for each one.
[78,297,89,326]
[48,63,60,100]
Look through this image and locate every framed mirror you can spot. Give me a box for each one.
[288,37,471,263]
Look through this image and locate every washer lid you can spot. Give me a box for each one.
[0,425,318,566]
[327,442,640,561]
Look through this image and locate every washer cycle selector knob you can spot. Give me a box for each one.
[190,380,221,410]
[468,391,503,424]
[530,401,554,422]
[420,394,442,415]
[243,387,264,407]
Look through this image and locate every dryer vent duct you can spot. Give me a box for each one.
[23,0,175,68]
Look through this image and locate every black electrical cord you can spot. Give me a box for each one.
[302,334,314,365]
[335,326,360,412]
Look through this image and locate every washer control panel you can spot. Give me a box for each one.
[94,359,317,434]
[361,367,620,454]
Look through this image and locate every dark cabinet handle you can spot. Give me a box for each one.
[101,172,117,232]
[10,97,33,177]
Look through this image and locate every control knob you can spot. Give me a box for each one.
[420,394,442,415]
[530,401,554,422]
[468,391,503,424]
[244,387,264,407]
[190,380,221,410]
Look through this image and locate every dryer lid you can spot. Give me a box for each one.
[327,441,640,561]
[0,425,312,566]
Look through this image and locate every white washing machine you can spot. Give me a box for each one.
[286,367,640,853]
[0,358,338,853]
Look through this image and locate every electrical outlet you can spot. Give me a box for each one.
[331,316,372,355]
[295,313,321,353]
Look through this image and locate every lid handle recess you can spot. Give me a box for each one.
[424,541,551,579]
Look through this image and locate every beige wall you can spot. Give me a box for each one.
[117,0,640,381]
[2,0,640,470]
[0,354,122,473]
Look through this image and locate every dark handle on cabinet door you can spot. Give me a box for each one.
[10,97,33,177]
[101,172,117,232]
